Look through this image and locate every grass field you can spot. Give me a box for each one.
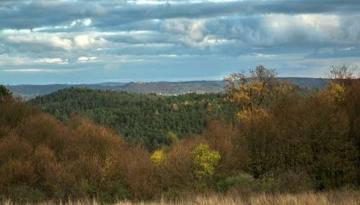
[2,191,359,205]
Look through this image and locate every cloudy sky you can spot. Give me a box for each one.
[0,0,359,84]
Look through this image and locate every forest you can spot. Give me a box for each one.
[0,65,359,203]
[30,88,236,150]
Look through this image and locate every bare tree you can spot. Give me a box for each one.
[330,64,355,80]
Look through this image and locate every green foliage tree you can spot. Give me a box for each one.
[0,85,11,103]
[166,131,179,145]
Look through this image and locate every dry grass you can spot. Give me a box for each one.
[2,191,360,205]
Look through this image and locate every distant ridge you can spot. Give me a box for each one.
[7,78,329,99]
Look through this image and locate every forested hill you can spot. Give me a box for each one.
[8,81,223,99]
[9,78,328,99]
[30,88,235,149]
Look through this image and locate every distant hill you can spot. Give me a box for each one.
[7,78,329,99]
[279,77,329,89]
[7,81,223,99]
[7,83,127,100]
[120,81,224,95]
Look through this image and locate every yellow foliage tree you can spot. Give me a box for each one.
[225,65,278,111]
[225,65,297,117]
[150,149,166,166]
[236,108,270,122]
[192,144,221,179]
[326,83,345,103]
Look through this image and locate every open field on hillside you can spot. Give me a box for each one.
[2,191,360,205]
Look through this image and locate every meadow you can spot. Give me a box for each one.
[2,191,360,205]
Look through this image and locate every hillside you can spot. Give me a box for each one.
[2,67,360,203]
[8,78,328,99]
[7,83,127,100]
[30,88,235,149]
[120,81,224,95]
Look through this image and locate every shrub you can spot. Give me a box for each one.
[273,170,314,193]
[216,173,256,193]
[5,185,46,203]
[157,138,201,196]
[0,98,132,202]
[0,85,12,104]
[118,146,158,200]
[167,131,179,145]
[204,121,248,177]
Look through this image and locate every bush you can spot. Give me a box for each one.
[5,185,46,203]
[274,170,314,193]
[0,95,133,202]
[118,146,158,200]
[216,173,256,193]
[204,121,248,177]
[156,138,201,196]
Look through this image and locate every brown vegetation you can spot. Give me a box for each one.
[2,191,360,205]
[0,65,359,203]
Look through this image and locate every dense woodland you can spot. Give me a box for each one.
[30,90,236,150]
[0,65,359,203]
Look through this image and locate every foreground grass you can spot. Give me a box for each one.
[2,191,360,205]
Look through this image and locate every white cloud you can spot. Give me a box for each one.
[0,55,29,66]
[2,68,56,73]
[164,19,206,42]
[264,14,342,43]
[77,56,98,63]
[252,53,277,58]
[0,55,69,66]
[6,33,73,50]
[1,67,85,73]
[70,18,92,27]
[49,36,73,50]
[0,55,48,66]
[163,19,229,48]
[34,58,69,64]
[2,29,107,50]
[31,18,92,32]
[74,35,106,49]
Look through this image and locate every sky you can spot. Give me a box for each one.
[0,0,360,85]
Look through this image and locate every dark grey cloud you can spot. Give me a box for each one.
[1,0,360,29]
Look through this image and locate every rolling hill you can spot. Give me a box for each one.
[7,78,328,99]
